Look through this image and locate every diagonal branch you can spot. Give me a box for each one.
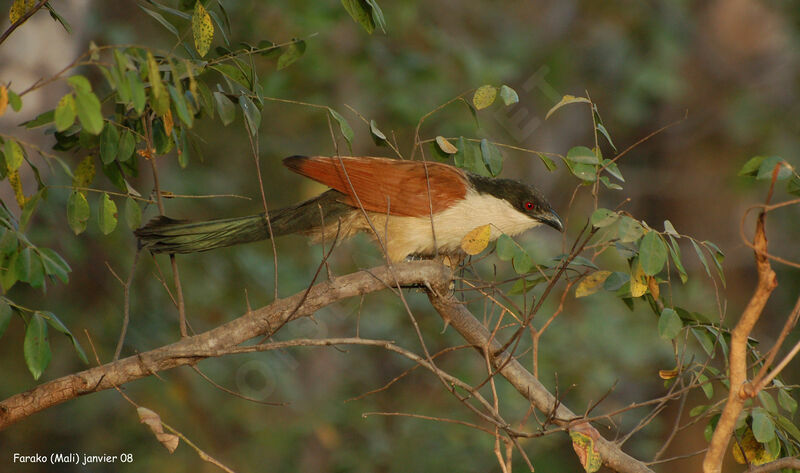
[425,285,654,473]
[0,261,453,430]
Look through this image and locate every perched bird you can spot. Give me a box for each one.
[135,156,563,262]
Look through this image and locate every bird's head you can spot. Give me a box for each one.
[467,175,564,233]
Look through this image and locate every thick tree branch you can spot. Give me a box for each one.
[703,213,777,473]
[0,261,452,430]
[425,285,654,473]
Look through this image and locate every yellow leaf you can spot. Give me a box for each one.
[569,428,602,473]
[472,85,497,110]
[8,170,26,209]
[732,427,779,465]
[435,136,458,154]
[72,156,96,192]
[163,109,173,136]
[630,263,648,298]
[192,1,214,58]
[146,51,164,101]
[9,0,34,23]
[0,85,7,117]
[545,94,591,120]
[575,270,611,298]
[658,368,679,380]
[461,224,492,255]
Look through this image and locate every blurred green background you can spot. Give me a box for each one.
[1,0,799,472]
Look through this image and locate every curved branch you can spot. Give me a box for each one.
[425,285,654,473]
[703,213,777,473]
[0,261,453,430]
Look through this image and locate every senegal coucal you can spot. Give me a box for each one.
[135,156,563,262]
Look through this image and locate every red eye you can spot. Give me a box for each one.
[524,201,534,210]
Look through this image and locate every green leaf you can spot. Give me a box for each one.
[67,191,90,235]
[210,63,251,88]
[8,89,22,111]
[341,0,375,34]
[512,249,534,274]
[596,123,616,152]
[499,85,519,106]
[639,231,667,276]
[667,236,688,284]
[38,248,70,283]
[664,220,679,237]
[128,70,146,115]
[690,239,712,278]
[778,388,797,416]
[602,159,624,182]
[4,139,24,172]
[603,271,629,291]
[697,373,713,399]
[759,390,779,415]
[545,94,590,120]
[1,251,18,291]
[15,247,31,283]
[178,126,190,168]
[472,85,497,110]
[365,0,386,33]
[98,193,118,235]
[460,139,488,176]
[0,300,11,339]
[0,230,19,257]
[21,110,54,128]
[240,94,260,136]
[658,308,682,340]
[213,92,235,126]
[276,40,306,70]
[479,139,503,177]
[54,94,77,132]
[691,327,716,357]
[28,253,44,288]
[369,119,386,141]
[566,146,599,164]
[169,85,194,128]
[66,75,92,93]
[739,155,766,176]
[495,234,516,261]
[45,3,72,33]
[565,160,596,182]
[39,311,88,364]
[73,89,104,135]
[536,153,557,171]
[689,405,709,417]
[140,5,180,38]
[147,51,166,101]
[125,197,142,230]
[100,122,120,164]
[752,407,776,443]
[616,216,645,243]
[775,414,800,444]
[599,176,622,190]
[787,174,800,197]
[329,109,354,144]
[590,208,619,228]
[756,156,791,181]
[24,312,51,380]
[117,129,136,162]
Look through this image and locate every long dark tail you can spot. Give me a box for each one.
[135,190,352,254]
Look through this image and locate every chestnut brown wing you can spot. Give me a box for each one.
[283,156,468,217]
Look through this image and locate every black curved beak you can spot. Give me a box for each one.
[538,209,564,232]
